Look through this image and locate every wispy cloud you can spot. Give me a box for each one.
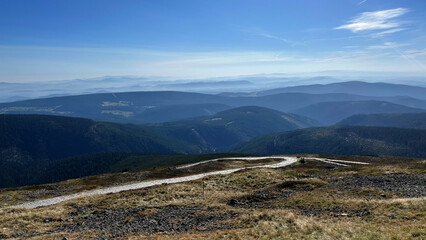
[335,8,408,32]
[343,46,360,49]
[2,44,426,82]
[358,0,368,6]
[367,42,409,49]
[258,33,306,47]
[402,49,426,58]
[370,28,405,38]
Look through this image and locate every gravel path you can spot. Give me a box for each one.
[175,156,289,169]
[9,156,299,209]
[308,158,370,167]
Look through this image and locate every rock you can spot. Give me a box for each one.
[59,206,239,237]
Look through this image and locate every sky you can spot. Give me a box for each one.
[1,0,426,82]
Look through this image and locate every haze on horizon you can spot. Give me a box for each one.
[1,0,426,83]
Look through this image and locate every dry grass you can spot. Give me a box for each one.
[0,158,281,208]
[0,206,71,238]
[127,208,426,240]
[0,155,425,239]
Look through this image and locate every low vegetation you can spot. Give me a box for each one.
[0,154,264,207]
[0,155,424,239]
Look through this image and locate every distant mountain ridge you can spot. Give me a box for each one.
[291,100,425,125]
[3,78,426,103]
[2,88,425,124]
[0,91,230,124]
[255,81,426,99]
[2,80,426,190]
[233,126,426,158]
[0,108,315,187]
[2,109,426,188]
[133,103,232,123]
[0,106,317,163]
[148,106,317,151]
[337,113,426,129]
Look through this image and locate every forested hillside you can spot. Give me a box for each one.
[337,113,426,129]
[0,114,198,187]
[291,101,424,125]
[148,106,317,151]
[233,126,426,157]
[2,88,425,124]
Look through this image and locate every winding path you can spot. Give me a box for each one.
[8,156,369,209]
[10,156,298,209]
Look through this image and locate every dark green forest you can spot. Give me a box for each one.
[233,126,426,157]
[1,109,426,188]
[337,112,426,129]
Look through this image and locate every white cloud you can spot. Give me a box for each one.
[370,28,405,38]
[402,49,426,58]
[258,33,306,47]
[335,8,408,32]
[368,42,409,49]
[358,0,368,6]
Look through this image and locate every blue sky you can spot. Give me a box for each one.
[1,0,426,82]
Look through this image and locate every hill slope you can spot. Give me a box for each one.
[0,107,312,162]
[0,114,197,159]
[0,91,230,124]
[134,103,232,123]
[2,89,426,124]
[291,101,425,125]
[0,114,199,187]
[337,113,426,129]
[233,126,426,158]
[1,153,424,239]
[0,108,315,187]
[256,81,426,99]
[149,106,317,151]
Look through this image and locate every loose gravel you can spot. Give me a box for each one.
[9,156,299,209]
[331,173,426,198]
[59,206,239,238]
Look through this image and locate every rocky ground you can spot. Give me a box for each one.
[330,173,426,198]
[0,157,280,208]
[0,155,425,239]
[227,172,425,217]
[59,205,239,238]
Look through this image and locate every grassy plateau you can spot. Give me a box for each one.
[0,154,424,239]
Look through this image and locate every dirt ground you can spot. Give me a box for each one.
[0,155,425,239]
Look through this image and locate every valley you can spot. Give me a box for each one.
[3,2,426,239]
[1,81,425,240]
[2,82,426,125]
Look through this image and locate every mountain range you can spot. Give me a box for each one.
[337,112,426,129]
[147,106,317,151]
[2,80,426,188]
[291,100,424,125]
[2,82,426,124]
[254,81,426,99]
[0,107,315,187]
[233,126,426,158]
